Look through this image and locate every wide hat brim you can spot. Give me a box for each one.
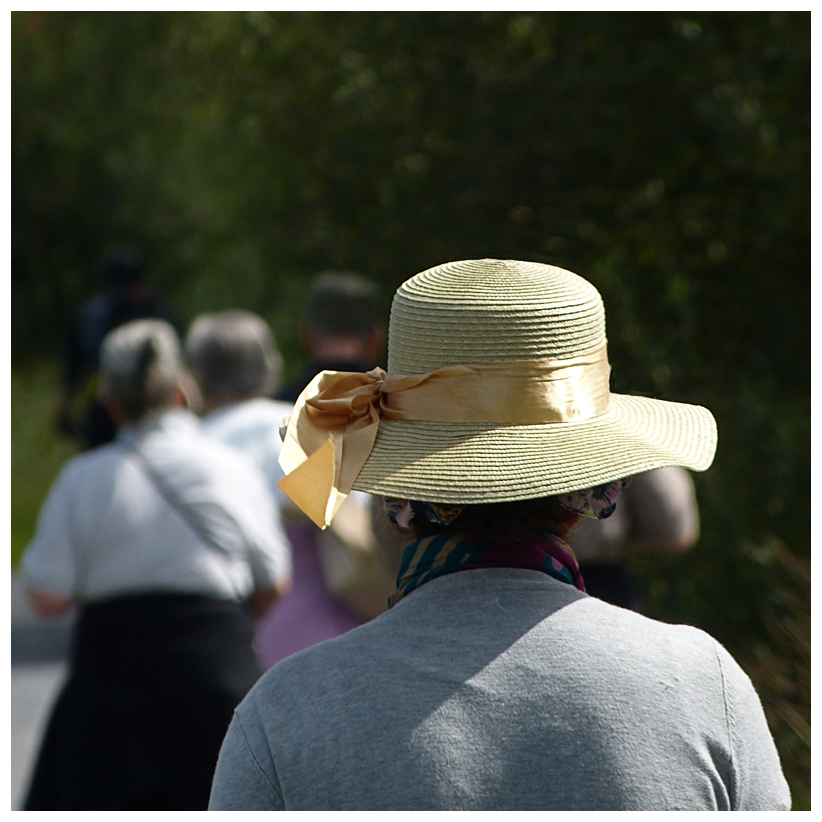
[353,392,717,503]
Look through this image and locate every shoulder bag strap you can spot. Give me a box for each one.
[119,439,237,562]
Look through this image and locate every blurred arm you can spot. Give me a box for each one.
[25,587,75,618]
[247,577,292,619]
[626,466,700,553]
[240,477,294,618]
[21,461,80,613]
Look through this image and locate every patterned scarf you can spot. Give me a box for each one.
[389,529,586,608]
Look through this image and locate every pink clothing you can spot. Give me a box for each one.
[254,522,363,669]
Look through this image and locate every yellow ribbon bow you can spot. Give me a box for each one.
[278,346,611,528]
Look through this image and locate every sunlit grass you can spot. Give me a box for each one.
[11,360,79,568]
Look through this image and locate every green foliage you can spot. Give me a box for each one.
[11,11,809,807]
[11,362,80,567]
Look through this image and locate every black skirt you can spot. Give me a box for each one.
[24,592,262,810]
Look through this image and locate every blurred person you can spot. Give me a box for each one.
[58,244,180,449]
[21,319,291,810]
[216,276,392,669]
[277,270,385,402]
[186,309,359,665]
[568,466,700,609]
[186,310,293,508]
[210,259,789,811]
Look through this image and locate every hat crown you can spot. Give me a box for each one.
[387,259,606,374]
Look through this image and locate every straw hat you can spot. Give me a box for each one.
[349,258,716,504]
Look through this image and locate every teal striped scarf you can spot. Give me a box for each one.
[389,530,586,608]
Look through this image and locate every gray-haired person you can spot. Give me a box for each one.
[187,309,390,669]
[186,310,294,510]
[21,319,291,810]
[210,259,789,811]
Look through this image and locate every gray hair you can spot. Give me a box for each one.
[99,319,183,418]
[185,310,282,401]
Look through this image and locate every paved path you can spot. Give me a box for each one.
[10,575,74,810]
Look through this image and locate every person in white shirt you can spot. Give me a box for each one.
[187,310,392,669]
[21,319,291,811]
[185,310,294,509]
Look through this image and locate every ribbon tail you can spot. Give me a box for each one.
[277,437,346,529]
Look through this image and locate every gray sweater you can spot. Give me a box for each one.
[209,568,790,810]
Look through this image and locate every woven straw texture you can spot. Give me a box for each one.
[353,259,717,502]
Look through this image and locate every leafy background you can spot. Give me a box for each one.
[11,11,809,807]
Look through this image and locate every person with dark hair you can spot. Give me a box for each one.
[210,259,789,811]
[277,271,385,403]
[22,319,291,810]
[58,245,179,449]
